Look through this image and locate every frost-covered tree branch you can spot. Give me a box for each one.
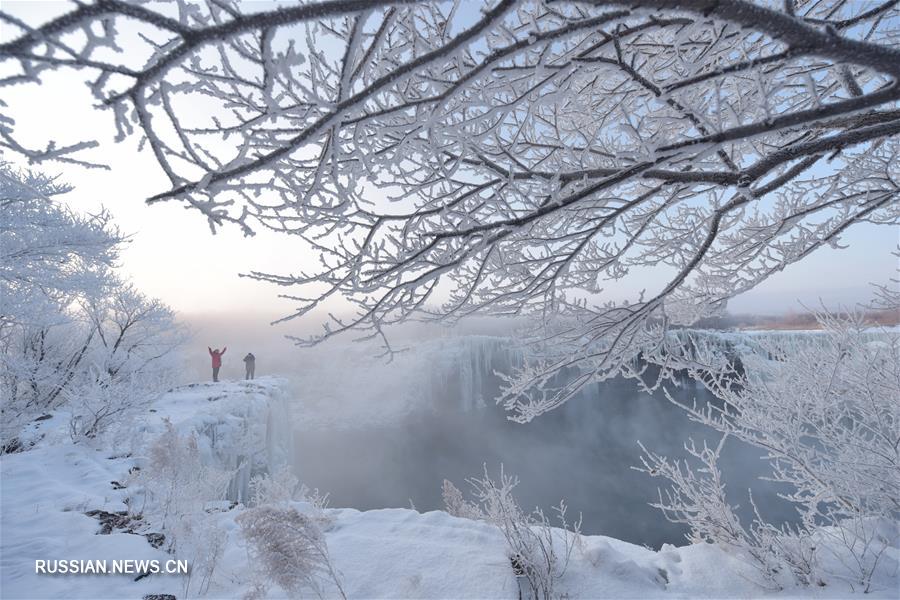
[2,1,898,417]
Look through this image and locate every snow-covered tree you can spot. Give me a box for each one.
[66,282,186,439]
[2,274,184,442]
[1,164,121,442]
[0,163,121,332]
[1,165,183,445]
[1,1,898,415]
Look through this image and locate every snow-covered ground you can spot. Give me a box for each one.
[1,378,291,599]
[2,377,897,599]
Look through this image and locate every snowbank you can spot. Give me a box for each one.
[0,377,291,599]
[2,377,897,599]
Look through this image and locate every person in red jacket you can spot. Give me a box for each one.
[208,346,226,382]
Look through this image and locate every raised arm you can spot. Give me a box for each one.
[208,346,213,356]
[221,347,226,355]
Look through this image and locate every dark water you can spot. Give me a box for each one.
[293,339,795,548]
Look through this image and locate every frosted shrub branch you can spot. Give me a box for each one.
[237,504,346,600]
[638,311,900,591]
[132,420,232,596]
[444,466,581,600]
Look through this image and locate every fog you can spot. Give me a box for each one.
[177,312,526,383]
[177,312,312,383]
[178,315,794,549]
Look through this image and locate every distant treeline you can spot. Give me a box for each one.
[694,309,899,331]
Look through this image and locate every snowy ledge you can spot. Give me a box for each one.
[2,378,897,599]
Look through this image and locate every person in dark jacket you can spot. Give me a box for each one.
[243,352,256,380]
[208,346,226,382]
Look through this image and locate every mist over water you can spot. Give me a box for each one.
[177,315,796,548]
[287,336,797,549]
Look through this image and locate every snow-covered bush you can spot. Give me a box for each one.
[237,504,345,600]
[176,507,228,597]
[639,313,900,591]
[135,420,232,529]
[131,421,232,595]
[1,313,89,440]
[441,479,486,521]
[242,467,339,598]
[444,466,581,600]
[249,466,300,507]
[248,465,330,515]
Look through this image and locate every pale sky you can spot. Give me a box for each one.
[3,1,898,335]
